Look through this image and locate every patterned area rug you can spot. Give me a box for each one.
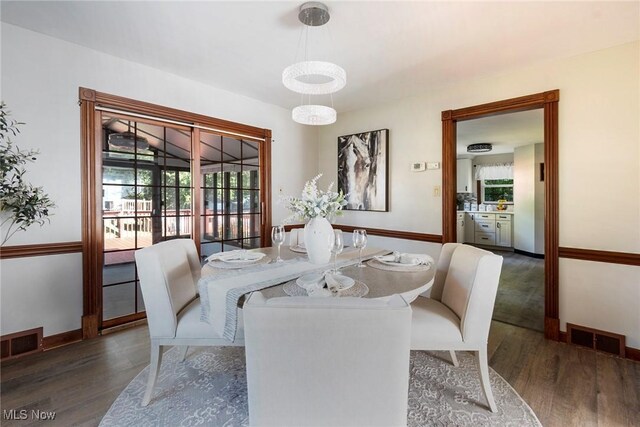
[100,347,541,427]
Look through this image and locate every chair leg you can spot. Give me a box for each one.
[476,348,497,413]
[179,345,189,362]
[142,343,164,407]
[449,350,459,367]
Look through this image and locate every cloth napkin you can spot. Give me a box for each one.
[206,250,266,262]
[375,252,434,266]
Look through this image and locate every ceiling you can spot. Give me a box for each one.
[2,1,638,113]
[456,109,544,157]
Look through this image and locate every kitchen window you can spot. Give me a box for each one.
[482,179,514,203]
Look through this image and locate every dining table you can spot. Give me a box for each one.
[198,245,435,341]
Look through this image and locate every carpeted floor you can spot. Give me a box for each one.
[491,250,544,332]
[100,346,541,427]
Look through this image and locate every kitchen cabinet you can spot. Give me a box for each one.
[464,213,475,243]
[456,159,473,193]
[462,211,514,247]
[456,213,464,243]
[496,214,512,247]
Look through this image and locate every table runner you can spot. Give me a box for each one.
[198,247,387,341]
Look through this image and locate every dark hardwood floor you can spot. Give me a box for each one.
[1,322,639,426]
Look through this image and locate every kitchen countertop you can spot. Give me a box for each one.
[457,210,514,215]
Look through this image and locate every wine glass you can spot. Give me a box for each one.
[330,230,344,274]
[353,229,368,267]
[271,225,285,262]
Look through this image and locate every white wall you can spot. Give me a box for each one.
[513,144,544,254]
[0,24,318,336]
[318,41,640,347]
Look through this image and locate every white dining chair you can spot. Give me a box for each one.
[244,292,412,427]
[288,227,304,246]
[411,243,503,413]
[135,238,244,406]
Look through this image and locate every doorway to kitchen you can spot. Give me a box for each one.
[456,110,545,331]
[441,90,561,341]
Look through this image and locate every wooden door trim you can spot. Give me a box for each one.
[80,87,272,338]
[80,88,266,139]
[442,89,560,341]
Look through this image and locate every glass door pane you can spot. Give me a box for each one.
[200,132,261,260]
[101,114,192,322]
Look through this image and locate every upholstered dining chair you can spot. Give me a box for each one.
[288,227,304,246]
[411,243,503,413]
[244,292,412,427]
[135,239,244,406]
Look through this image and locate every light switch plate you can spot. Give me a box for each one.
[426,162,440,170]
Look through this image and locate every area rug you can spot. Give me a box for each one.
[100,347,541,427]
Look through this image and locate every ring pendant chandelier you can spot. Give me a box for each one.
[283,2,346,125]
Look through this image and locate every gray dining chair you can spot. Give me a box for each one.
[135,238,244,406]
[411,243,503,412]
[244,291,412,427]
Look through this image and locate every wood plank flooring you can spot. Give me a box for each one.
[1,322,639,427]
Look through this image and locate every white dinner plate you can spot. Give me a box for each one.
[289,245,307,253]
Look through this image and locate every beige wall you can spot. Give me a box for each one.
[319,41,640,346]
[0,24,317,336]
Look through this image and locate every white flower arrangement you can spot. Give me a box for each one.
[282,174,347,223]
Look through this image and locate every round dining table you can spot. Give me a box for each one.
[201,245,435,305]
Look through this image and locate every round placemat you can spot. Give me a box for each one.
[367,259,432,272]
[283,279,369,298]
[207,256,271,270]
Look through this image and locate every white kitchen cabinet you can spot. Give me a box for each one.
[456,213,464,243]
[456,159,473,193]
[475,231,496,246]
[464,213,475,243]
[496,219,512,247]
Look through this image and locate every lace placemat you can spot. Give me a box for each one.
[207,256,271,270]
[367,259,432,272]
[282,279,369,298]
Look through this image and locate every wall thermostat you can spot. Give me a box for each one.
[411,162,426,172]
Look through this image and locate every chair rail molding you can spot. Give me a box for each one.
[0,241,83,259]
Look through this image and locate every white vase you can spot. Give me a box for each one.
[304,217,334,264]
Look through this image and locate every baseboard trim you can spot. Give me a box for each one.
[625,347,640,362]
[42,329,83,350]
[514,249,545,259]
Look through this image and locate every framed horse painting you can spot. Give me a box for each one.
[337,129,389,211]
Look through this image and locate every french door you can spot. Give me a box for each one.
[82,89,272,332]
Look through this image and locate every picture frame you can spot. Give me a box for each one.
[337,128,389,212]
